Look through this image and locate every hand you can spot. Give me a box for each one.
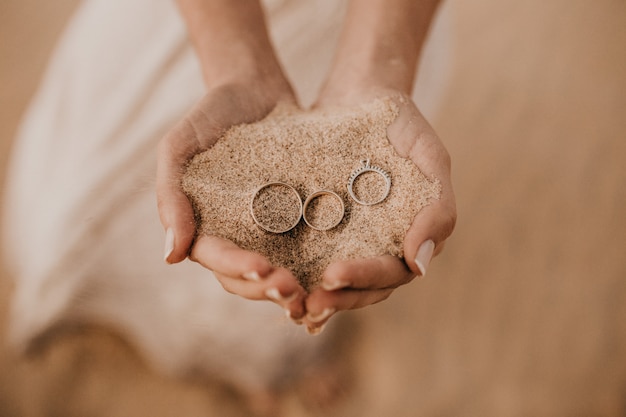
[302,91,457,334]
[156,79,308,320]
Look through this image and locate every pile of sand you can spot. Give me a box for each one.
[182,98,440,290]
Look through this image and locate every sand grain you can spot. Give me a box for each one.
[182,98,441,289]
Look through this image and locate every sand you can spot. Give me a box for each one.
[182,97,441,289]
[302,191,344,231]
[251,182,302,233]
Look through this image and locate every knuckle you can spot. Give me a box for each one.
[444,208,457,236]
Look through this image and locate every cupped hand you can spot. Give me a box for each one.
[302,91,457,334]
[156,79,307,319]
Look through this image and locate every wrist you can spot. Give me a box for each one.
[318,0,439,102]
[318,55,414,103]
[197,40,289,92]
[177,0,290,91]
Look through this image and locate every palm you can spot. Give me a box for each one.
[302,92,456,334]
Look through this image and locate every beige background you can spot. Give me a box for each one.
[1,1,625,416]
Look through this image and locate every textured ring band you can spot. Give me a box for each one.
[347,159,392,206]
[302,190,345,231]
[250,182,302,233]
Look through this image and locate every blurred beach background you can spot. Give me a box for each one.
[1,0,625,416]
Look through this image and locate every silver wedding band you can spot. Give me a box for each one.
[250,183,345,233]
[302,190,345,231]
[250,182,302,233]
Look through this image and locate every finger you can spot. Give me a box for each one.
[156,90,291,264]
[302,287,394,334]
[319,255,414,292]
[190,234,273,280]
[307,287,394,313]
[156,90,259,264]
[386,97,457,277]
[156,120,201,264]
[217,267,307,320]
[191,235,307,319]
[403,191,456,276]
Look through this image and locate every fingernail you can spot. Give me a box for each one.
[285,309,303,325]
[306,307,336,323]
[265,288,297,303]
[306,323,327,336]
[321,280,349,291]
[164,228,175,263]
[414,239,435,277]
[242,271,262,282]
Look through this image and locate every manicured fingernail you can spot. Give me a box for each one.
[242,271,262,282]
[306,307,336,323]
[321,280,349,291]
[164,228,174,263]
[306,323,327,336]
[414,239,435,277]
[265,288,297,303]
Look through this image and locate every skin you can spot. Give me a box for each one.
[157,0,456,333]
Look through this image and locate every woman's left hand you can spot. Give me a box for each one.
[301,91,457,334]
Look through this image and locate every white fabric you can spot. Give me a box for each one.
[2,0,451,389]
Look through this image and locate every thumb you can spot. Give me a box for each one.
[403,190,456,277]
[156,120,200,264]
[385,94,457,277]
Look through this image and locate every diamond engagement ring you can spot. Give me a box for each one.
[347,159,392,205]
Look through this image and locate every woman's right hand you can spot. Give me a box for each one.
[156,77,308,321]
[156,0,309,320]
[157,79,309,320]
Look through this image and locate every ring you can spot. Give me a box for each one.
[250,182,302,233]
[302,190,345,231]
[347,159,392,205]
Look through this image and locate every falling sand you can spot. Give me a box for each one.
[182,98,441,290]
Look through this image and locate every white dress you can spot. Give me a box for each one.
[2,0,451,391]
